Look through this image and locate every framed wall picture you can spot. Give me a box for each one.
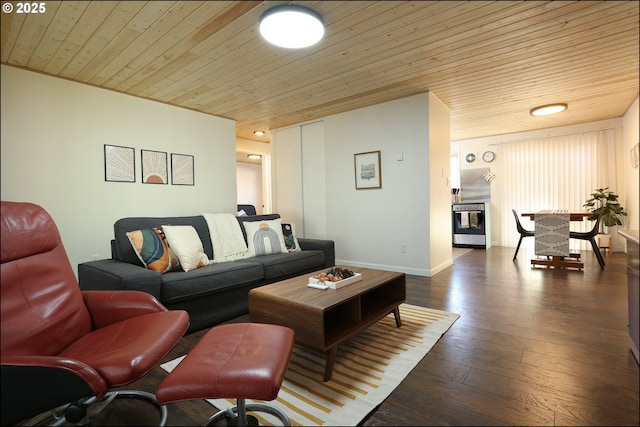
[171,153,195,185]
[141,149,168,184]
[104,144,135,183]
[354,150,382,189]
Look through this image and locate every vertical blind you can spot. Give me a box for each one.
[494,129,616,250]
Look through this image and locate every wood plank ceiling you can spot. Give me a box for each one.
[2,1,638,143]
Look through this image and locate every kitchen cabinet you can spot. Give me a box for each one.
[619,229,639,364]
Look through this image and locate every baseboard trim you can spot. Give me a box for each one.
[335,259,451,277]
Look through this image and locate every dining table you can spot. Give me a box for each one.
[521,212,593,222]
[521,210,593,269]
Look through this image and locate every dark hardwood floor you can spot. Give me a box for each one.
[26,246,639,426]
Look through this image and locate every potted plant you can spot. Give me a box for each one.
[582,187,627,251]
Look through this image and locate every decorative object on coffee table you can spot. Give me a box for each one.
[310,266,361,289]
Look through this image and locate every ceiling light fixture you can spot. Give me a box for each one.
[253,130,265,136]
[247,154,262,160]
[530,103,568,116]
[259,4,324,49]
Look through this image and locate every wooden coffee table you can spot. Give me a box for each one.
[249,267,406,381]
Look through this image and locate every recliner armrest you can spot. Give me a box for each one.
[2,355,108,396]
[78,259,162,301]
[82,290,169,329]
[298,238,335,267]
[1,358,107,426]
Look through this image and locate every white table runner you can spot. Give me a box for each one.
[534,210,570,257]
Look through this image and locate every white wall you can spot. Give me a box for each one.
[1,65,237,275]
[622,97,639,235]
[272,93,452,276]
[272,126,304,228]
[300,121,327,238]
[427,93,453,273]
[326,93,452,276]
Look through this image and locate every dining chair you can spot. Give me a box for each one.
[569,213,605,269]
[512,209,534,261]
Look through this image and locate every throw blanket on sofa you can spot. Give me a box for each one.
[202,213,250,263]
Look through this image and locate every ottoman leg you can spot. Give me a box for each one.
[204,398,291,426]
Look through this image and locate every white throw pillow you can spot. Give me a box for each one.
[243,219,288,257]
[162,225,210,272]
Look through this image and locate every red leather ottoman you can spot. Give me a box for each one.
[157,323,294,426]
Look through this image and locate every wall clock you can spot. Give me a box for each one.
[464,153,477,164]
[482,151,495,163]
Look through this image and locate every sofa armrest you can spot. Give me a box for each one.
[298,238,335,267]
[78,259,162,301]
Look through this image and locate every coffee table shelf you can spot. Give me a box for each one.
[361,297,402,321]
[249,267,406,381]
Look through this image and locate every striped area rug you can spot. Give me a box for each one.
[161,304,459,426]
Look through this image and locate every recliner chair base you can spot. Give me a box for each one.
[205,398,290,426]
[21,390,168,426]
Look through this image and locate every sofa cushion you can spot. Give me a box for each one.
[114,216,213,265]
[162,225,210,272]
[160,261,264,304]
[236,214,281,242]
[243,218,288,256]
[126,227,179,273]
[252,250,325,280]
[282,223,302,252]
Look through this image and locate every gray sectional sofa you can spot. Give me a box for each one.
[78,213,334,333]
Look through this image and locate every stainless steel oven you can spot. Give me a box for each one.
[452,202,491,249]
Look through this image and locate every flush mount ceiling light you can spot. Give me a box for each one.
[259,4,324,49]
[530,103,568,116]
[247,154,262,160]
[253,130,265,136]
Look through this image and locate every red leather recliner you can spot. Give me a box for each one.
[0,201,190,425]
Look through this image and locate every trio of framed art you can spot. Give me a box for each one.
[104,144,194,186]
